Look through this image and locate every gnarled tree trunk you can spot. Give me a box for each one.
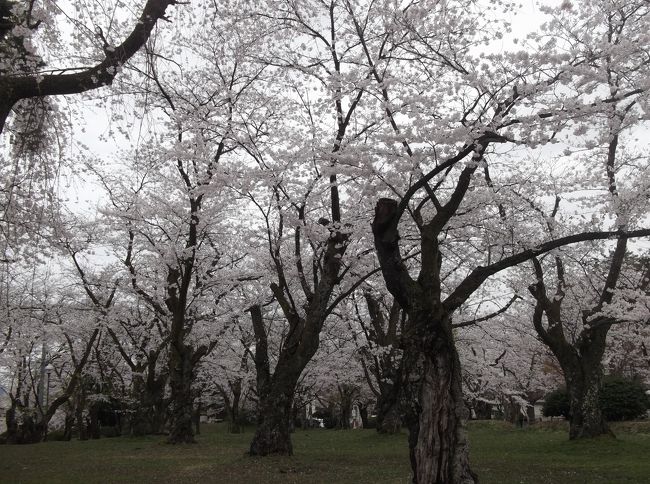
[373,198,478,484]
[408,309,477,484]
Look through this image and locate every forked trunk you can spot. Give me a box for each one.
[248,305,317,456]
[249,384,294,456]
[372,198,477,483]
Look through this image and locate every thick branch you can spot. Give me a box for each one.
[0,0,181,133]
[444,228,650,313]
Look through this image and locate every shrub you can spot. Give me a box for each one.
[543,378,649,422]
[600,377,648,421]
[543,389,570,419]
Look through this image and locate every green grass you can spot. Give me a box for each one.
[1,421,649,483]
[471,420,650,484]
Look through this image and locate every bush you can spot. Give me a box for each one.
[543,389,570,419]
[600,377,648,421]
[543,378,649,422]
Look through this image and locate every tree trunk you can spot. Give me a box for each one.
[372,199,477,483]
[228,407,242,433]
[339,390,352,430]
[473,400,492,420]
[193,400,201,435]
[63,413,74,441]
[413,328,477,484]
[249,305,306,456]
[129,373,151,436]
[4,405,18,443]
[358,402,369,429]
[0,100,11,134]
[89,403,101,439]
[377,388,402,434]
[249,383,294,456]
[528,249,621,441]
[167,343,195,444]
[228,379,243,434]
[565,364,612,439]
[526,404,536,425]
[149,374,168,434]
[404,410,420,484]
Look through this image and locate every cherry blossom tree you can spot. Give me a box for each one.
[361,0,650,480]
[515,0,650,440]
[235,0,382,456]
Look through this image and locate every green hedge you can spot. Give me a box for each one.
[600,377,648,421]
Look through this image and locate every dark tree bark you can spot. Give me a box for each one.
[217,378,244,434]
[415,340,474,484]
[565,360,610,439]
[248,200,350,455]
[356,292,405,435]
[337,384,356,430]
[128,360,168,436]
[250,380,296,455]
[373,188,650,481]
[373,195,479,484]
[167,337,196,444]
[249,305,306,455]
[0,0,181,133]
[376,394,401,434]
[62,413,74,441]
[526,119,639,440]
[228,386,242,434]
[76,391,88,441]
[529,257,614,439]
[193,400,201,435]
[89,403,101,440]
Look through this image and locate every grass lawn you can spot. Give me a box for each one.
[1,421,650,483]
